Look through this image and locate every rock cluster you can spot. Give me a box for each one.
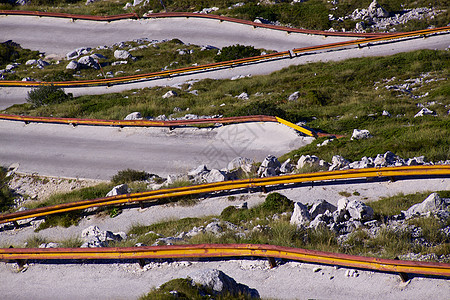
[80,226,127,248]
[188,269,259,298]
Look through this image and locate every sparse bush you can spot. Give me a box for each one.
[261,193,294,213]
[0,167,14,212]
[26,84,72,108]
[215,44,261,62]
[111,169,151,184]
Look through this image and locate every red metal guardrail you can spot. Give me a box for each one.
[1,243,449,277]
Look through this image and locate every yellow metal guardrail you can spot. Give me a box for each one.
[0,26,448,88]
[0,114,317,136]
[1,244,449,277]
[1,165,449,225]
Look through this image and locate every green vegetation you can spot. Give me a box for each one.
[0,41,39,69]
[27,84,73,108]
[111,168,151,184]
[215,44,261,62]
[0,167,14,213]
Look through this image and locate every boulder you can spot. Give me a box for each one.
[124,112,142,120]
[188,269,259,298]
[90,53,107,60]
[236,92,249,100]
[25,59,37,65]
[257,155,281,177]
[346,200,374,221]
[205,169,228,183]
[373,154,386,167]
[205,222,223,235]
[290,202,311,226]
[349,156,374,169]
[404,193,449,219]
[297,155,320,169]
[367,0,389,18]
[309,199,337,220]
[66,60,79,70]
[77,55,99,70]
[280,159,293,173]
[328,155,350,171]
[114,49,132,59]
[66,47,91,60]
[106,184,129,197]
[414,107,436,117]
[227,157,255,174]
[288,91,300,101]
[162,90,178,98]
[351,129,372,140]
[188,164,209,177]
[80,226,125,248]
[36,59,50,68]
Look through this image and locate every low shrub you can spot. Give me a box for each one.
[0,167,14,212]
[215,44,261,62]
[26,84,72,108]
[111,169,151,184]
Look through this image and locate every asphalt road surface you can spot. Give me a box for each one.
[0,120,312,179]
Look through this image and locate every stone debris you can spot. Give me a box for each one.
[257,155,281,177]
[106,184,129,197]
[351,129,372,140]
[66,47,92,60]
[236,92,249,100]
[288,91,300,101]
[124,112,143,120]
[114,50,132,60]
[188,269,260,298]
[414,107,436,118]
[162,90,178,98]
[77,55,100,70]
[81,226,126,248]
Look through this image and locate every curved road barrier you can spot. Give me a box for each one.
[0,25,448,88]
[1,165,449,224]
[1,243,449,277]
[0,10,383,37]
[0,114,316,136]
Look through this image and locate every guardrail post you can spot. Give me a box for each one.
[138,258,147,268]
[267,257,277,268]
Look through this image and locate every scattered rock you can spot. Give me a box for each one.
[227,157,256,174]
[205,169,228,183]
[124,112,143,120]
[114,49,132,60]
[290,202,311,227]
[351,129,372,140]
[106,184,129,197]
[288,91,300,101]
[309,199,337,220]
[257,155,281,177]
[346,200,374,221]
[66,60,79,70]
[329,155,350,171]
[77,55,100,70]
[66,47,91,60]
[162,90,178,98]
[188,269,259,298]
[404,193,449,219]
[280,159,293,173]
[414,107,436,117]
[297,155,320,169]
[236,92,249,100]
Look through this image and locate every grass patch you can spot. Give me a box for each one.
[368,190,449,217]
[111,169,151,184]
[24,235,47,248]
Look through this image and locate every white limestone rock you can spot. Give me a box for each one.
[290,202,311,227]
[351,129,372,140]
[346,200,374,221]
[114,49,132,60]
[404,193,449,219]
[162,90,178,98]
[124,112,142,120]
[106,184,129,197]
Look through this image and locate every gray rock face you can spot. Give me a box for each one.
[346,200,374,221]
[205,169,228,183]
[351,129,372,140]
[188,269,259,298]
[106,184,129,197]
[280,159,293,173]
[66,60,79,70]
[124,112,142,120]
[297,155,320,169]
[227,157,255,174]
[81,226,125,248]
[66,47,92,60]
[329,155,350,171]
[309,199,337,220]
[290,202,311,226]
[114,49,132,60]
[257,155,281,177]
[77,55,100,70]
[404,193,449,219]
